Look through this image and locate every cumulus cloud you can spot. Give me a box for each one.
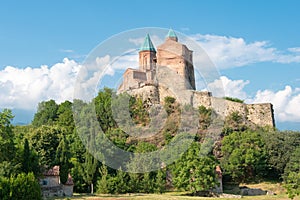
[251,86,300,122]
[206,76,249,100]
[0,58,81,110]
[190,34,300,69]
[0,55,126,110]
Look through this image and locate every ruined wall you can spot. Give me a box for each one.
[192,96,275,127]
[192,91,212,108]
[246,103,275,127]
[126,85,160,105]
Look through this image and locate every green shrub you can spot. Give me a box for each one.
[0,173,42,200]
[223,97,244,103]
[11,173,42,200]
[0,177,10,200]
[163,96,176,115]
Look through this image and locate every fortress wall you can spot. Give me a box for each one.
[127,85,160,104]
[192,91,212,108]
[210,97,248,119]
[158,86,194,105]
[246,103,275,127]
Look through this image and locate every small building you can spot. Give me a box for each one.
[40,165,74,198]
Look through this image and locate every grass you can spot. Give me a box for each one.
[49,182,300,200]
[48,193,300,200]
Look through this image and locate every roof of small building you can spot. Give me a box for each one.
[43,165,60,176]
[140,34,156,52]
[65,174,74,185]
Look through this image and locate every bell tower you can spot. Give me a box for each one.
[139,34,157,81]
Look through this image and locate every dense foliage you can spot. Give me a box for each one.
[0,89,299,199]
[0,173,41,200]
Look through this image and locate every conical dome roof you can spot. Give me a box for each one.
[166,29,178,41]
[140,34,156,52]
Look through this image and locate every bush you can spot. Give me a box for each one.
[0,177,10,200]
[0,173,42,200]
[198,105,213,129]
[223,97,244,103]
[164,96,176,115]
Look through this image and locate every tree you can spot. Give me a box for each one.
[55,135,71,184]
[264,131,300,179]
[221,130,267,183]
[96,164,110,194]
[284,146,300,199]
[172,142,217,194]
[93,88,117,132]
[0,109,16,163]
[83,152,98,194]
[56,100,75,134]
[284,172,300,200]
[0,176,10,200]
[30,125,61,167]
[32,100,58,126]
[111,168,129,194]
[154,169,166,193]
[10,173,42,200]
[22,138,30,173]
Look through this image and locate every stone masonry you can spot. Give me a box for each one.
[117,29,275,128]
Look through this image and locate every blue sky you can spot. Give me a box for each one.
[0,1,300,130]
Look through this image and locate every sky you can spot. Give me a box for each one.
[0,0,300,130]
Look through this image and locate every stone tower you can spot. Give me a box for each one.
[139,34,157,82]
[156,29,196,90]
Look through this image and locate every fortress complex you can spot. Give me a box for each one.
[118,29,275,128]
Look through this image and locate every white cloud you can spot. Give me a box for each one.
[288,47,300,53]
[0,55,123,110]
[74,52,139,101]
[206,76,249,100]
[191,34,300,69]
[0,58,81,110]
[251,86,300,122]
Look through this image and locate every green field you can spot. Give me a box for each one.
[50,193,300,200]
[50,182,299,200]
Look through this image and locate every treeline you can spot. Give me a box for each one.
[0,88,299,199]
